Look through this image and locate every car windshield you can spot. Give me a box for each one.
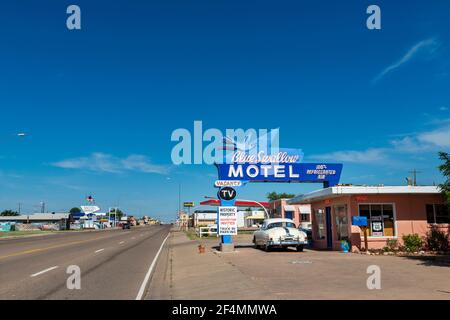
[267,222,296,229]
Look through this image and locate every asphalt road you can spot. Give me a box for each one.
[0,225,171,300]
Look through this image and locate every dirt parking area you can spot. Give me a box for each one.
[210,234,450,300]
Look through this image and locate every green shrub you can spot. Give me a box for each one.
[425,226,449,252]
[385,239,398,251]
[402,234,424,252]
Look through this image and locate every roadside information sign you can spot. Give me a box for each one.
[214,180,242,187]
[80,206,100,214]
[371,221,384,237]
[183,202,195,207]
[352,216,368,227]
[218,206,238,235]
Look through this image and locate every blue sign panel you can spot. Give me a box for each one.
[352,216,368,227]
[71,212,85,219]
[215,163,343,187]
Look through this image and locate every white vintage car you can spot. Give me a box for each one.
[253,218,308,252]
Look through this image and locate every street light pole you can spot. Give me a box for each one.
[236,199,270,219]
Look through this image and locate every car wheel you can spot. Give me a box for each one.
[253,237,259,249]
[297,245,304,252]
[264,244,271,252]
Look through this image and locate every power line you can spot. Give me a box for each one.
[408,169,422,186]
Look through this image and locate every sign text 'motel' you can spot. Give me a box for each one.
[215,163,343,187]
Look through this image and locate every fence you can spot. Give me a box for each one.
[196,226,219,238]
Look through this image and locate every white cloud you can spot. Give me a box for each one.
[390,136,431,153]
[52,153,169,175]
[309,148,386,163]
[417,126,450,148]
[373,38,440,83]
[389,124,450,152]
[308,120,449,167]
[439,106,448,111]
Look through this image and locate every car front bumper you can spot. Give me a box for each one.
[267,239,308,246]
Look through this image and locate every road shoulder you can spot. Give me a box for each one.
[146,229,269,300]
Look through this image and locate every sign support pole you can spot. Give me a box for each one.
[362,226,369,252]
[219,198,236,252]
[216,183,245,252]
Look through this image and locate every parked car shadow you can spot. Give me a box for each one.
[400,254,450,267]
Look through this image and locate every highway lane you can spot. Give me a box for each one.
[0,225,171,299]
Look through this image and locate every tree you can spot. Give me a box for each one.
[0,210,20,216]
[70,207,81,214]
[438,151,450,205]
[266,192,296,201]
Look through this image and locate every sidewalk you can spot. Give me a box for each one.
[148,229,269,300]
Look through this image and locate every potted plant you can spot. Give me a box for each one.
[340,239,350,253]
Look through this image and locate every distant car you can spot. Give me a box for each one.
[122,223,131,230]
[207,224,217,233]
[253,218,308,252]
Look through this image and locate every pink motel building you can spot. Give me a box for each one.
[288,185,448,251]
[268,199,312,229]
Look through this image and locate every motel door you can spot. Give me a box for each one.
[325,207,332,249]
[285,211,293,220]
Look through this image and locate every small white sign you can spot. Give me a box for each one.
[80,206,100,214]
[215,180,242,187]
[218,206,238,235]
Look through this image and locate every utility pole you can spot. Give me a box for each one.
[18,202,21,214]
[178,183,181,215]
[408,169,421,186]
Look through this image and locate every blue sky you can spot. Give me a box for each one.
[0,0,449,220]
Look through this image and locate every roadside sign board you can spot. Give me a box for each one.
[183,202,195,207]
[371,221,384,236]
[214,180,242,187]
[218,206,238,235]
[80,206,100,214]
[215,163,343,186]
[217,187,237,201]
[352,216,368,227]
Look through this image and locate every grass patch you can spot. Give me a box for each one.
[0,230,60,238]
[185,229,198,240]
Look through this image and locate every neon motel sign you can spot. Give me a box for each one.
[215,151,343,187]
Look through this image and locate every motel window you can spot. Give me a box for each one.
[301,214,310,222]
[426,204,450,224]
[314,209,326,240]
[358,204,395,237]
[334,205,348,241]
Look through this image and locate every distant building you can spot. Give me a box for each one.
[244,210,265,227]
[191,210,217,227]
[0,213,70,230]
[177,211,189,230]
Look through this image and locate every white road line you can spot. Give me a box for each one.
[119,241,125,244]
[136,233,170,300]
[95,248,105,253]
[30,266,59,277]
